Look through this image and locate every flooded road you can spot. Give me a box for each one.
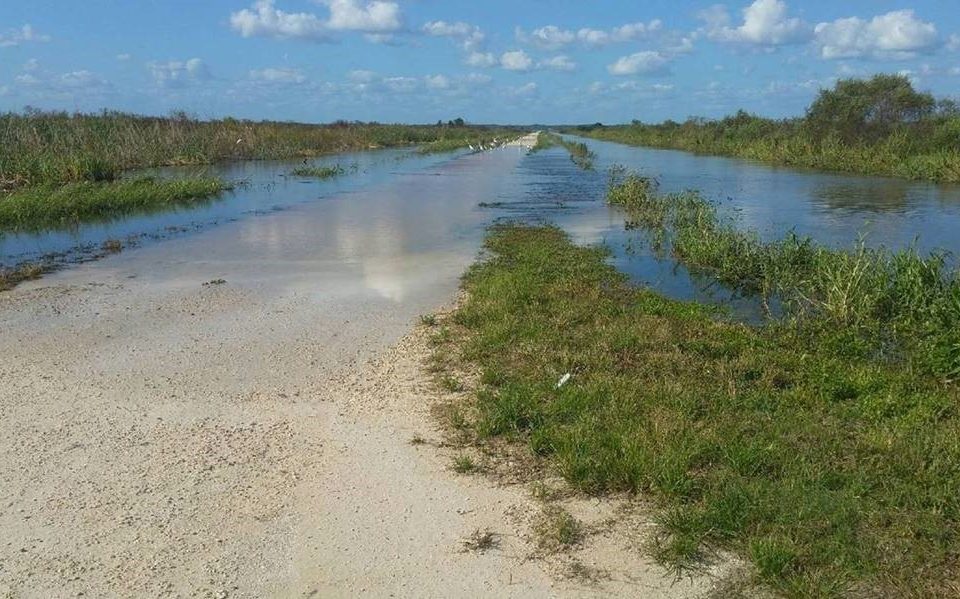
[4,135,960,597]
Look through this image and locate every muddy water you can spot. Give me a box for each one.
[6,138,960,316]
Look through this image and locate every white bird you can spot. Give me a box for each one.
[556,373,571,389]
[468,144,474,151]
[236,137,243,145]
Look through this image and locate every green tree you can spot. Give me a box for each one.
[805,74,935,143]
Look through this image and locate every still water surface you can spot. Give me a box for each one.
[4,137,960,314]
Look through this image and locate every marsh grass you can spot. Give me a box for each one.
[448,223,960,596]
[0,110,521,188]
[533,133,596,170]
[607,168,960,380]
[0,177,228,232]
[290,163,345,178]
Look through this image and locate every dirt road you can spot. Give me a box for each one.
[0,141,731,597]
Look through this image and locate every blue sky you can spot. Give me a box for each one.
[1,0,958,123]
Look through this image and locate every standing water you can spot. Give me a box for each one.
[5,136,960,316]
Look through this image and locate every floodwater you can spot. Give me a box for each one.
[4,137,960,317]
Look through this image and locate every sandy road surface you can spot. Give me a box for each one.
[0,137,731,597]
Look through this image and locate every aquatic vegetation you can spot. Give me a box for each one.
[0,177,227,232]
[572,75,960,183]
[443,222,960,596]
[607,168,960,380]
[532,132,596,169]
[290,164,346,179]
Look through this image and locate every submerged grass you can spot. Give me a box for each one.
[532,132,596,170]
[0,177,227,232]
[449,223,960,596]
[290,163,346,179]
[607,167,960,381]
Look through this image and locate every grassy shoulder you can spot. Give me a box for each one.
[444,223,960,597]
[569,75,960,183]
[0,177,227,232]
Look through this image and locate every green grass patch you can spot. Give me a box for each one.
[532,132,596,170]
[290,163,346,178]
[0,177,227,232]
[450,223,960,596]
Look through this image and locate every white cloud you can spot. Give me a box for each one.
[382,76,418,93]
[949,34,960,52]
[540,55,576,71]
[500,50,534,71]
[424,74,450,90]
[607,51,671,76]
[0,24,51,48]
[321,0,401,32]
[348,69,377,82]
[148,58,212,88]
[700,0,810,46]
[576,20,663,47]
[465,52,497,68]
[464,73,492,85]
[517,25,575,50]
[249,67,306,83]
[23,58,39,72]
[13,67,110,96]
[814,10,939,60]
[230,0,329,41]
[509,82,538,97]
[116,53,131,61]
[422,20,485,51]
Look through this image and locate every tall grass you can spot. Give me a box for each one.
[607,168,960,380]
[574,115,960,183]
[0,110,523,188]
[444,223,960,596]
[0,177,227,232]
[532,132,596,169]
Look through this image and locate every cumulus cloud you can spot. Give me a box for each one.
[231,0,329,41]
[518,21,665,49]
[607,51,672,76]
[13,64,111,98]
[516,25,575,50]
[422,20,485,51]
[230,0,401,42]
[116,53,132,61]
[949,34,960,52]
[576,20,663,47]
[814,10,939,59]
[249,67,306,84]
[148,58,212,88]
[424,74,450,90]
[500,50,534,71]
[699,0,810,46]
[0,24,51,48]
[539,55,577,72]
[321,0,401,32]
[509,82,538,97]
[465,52,497,68]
